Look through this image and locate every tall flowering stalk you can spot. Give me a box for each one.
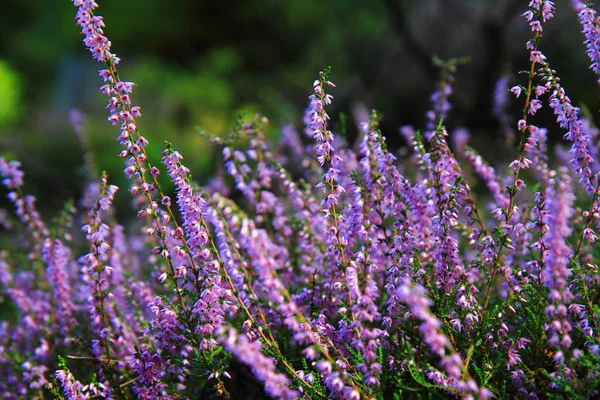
[424,126,482,335]
[80,172,123,395]
[161,145,232,350]
[309,72,346,257]
[308,71,360,327]
[0,159,49,254]
[484,0,555,309]
[73,0,200,324]
[541,169,576,380]
[423,57,459,141]
[542,65,597,194]
[573,0,600,85]
[42,239,76,342]
[463,148,510,211]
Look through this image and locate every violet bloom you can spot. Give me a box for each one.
[239,219,300,320]
[451,128,471,158]
[278,124,307,166]
[573,0,600,83]
[525,126,551,186]
[423,130,467,291]
[464,148,510,211]
[146,297,188,361]
[541,62,597,193]
[55,369,88,400]
[493,74,509,115]
[42,239,77,342]
[342,126,389,384]
[73,0,117,63]
[527,191,550,274]
[80,174,119,366]
[162,149,210,261]
[129,347,173,400]
[396,279,482,397]
[542,168,577,376]
[308,73,358,326]
[425,69,455,140]
[162,147,239,350]
[0,261,52,362]
[224,134,293,243]
[272,161,325,287]
[580,117,600,173]
[210,192,325,359]
[206,195,250,298]
[308,74,346,225]
[223,329,299,400]
[20,362,48,392]
[73,0,159,220]
[0,158,49,247]
[493,74,512,130]
[541,168,575,300]
[358,121,415,324]
[224,147,260,205]
[0,158,24,189]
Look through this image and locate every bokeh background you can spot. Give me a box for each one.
[0,0,598,221]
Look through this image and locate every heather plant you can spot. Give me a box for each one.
[2,0,600,399]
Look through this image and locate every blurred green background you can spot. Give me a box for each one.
[0,0,597,221]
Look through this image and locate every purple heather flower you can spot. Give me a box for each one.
[0,158,24,189]
[425,69,455,141]
[7,5,585,398]
[540,168,577,373]
[278,124,307,165]
[42,239,77,341]
[510,85,522,98]
[223,329,299,400]
[128,347,173,399]
[162,150,210,259]
[309,74,345,215]
[530,50,546,64]
[464,148,510,211]
[73,0,117,63]
[424,129,470,293]
[21,362,48,391]
[529,99,543,115]
[342,126,390,381]
[535,57,598,193]
[551,90,596,192]
[0,158,50,249]
[451,128,471,157]
[55,369,87,400]
[147,296,189,355]
[396,279,481,396]
[80,175,121,365]
[507,348,522,370]
[493,75,511,127]
[573,1,600,83]
[541,169,575,295]
[525,126,551,185]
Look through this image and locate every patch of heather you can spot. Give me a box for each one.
[1,0,600,399]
